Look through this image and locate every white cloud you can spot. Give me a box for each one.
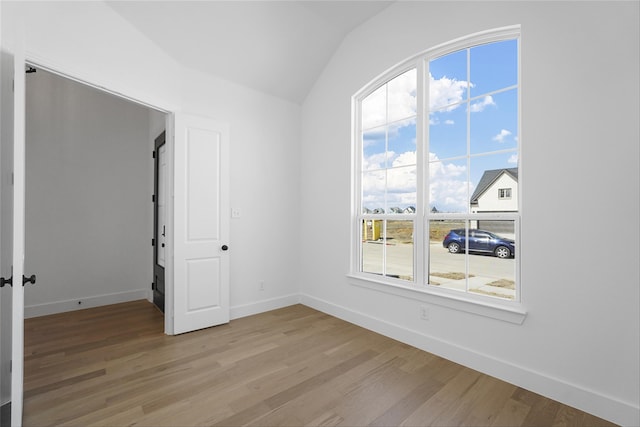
[363,151,395,171]
[387,69,417,123]
[362,70,417,130]
[493,129,512,143]
[361,85,387,129]
[428,153,469,213]
[362,151,417,210]
[444,119,455,125]
[429,73,470,111]
[387,165,417,195]
[470,95,495,113]
[362,151,473,212]
[508,154,518,164]
[392,151,416,167]
[362,169,386,209]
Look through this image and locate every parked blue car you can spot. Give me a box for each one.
[443,229,515,259]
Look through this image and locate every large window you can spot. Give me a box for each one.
[353,27,520,305]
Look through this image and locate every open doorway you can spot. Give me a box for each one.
[23,67,166,319]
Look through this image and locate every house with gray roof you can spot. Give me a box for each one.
[470,168,518,234]
[470,168,518,213]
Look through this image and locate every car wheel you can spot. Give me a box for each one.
[447,242,461,254]
[495,246,511,258]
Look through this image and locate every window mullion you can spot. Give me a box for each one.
[465,48,472,292]
[416,59,426,286]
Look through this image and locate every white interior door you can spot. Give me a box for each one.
[172,113,230,335]
[0,49,25,426]
[11,51,26,427]
[0,48,16,424]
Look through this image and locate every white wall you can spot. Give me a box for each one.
[23,69,153,316]
[300,2,639,426]
[1,1,302,319]
[180,66,302,317]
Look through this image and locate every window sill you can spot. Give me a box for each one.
[347,273,527,324]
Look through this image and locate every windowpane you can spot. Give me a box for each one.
[429,106,467,160]
[387,69,417,123]
[387,166,416,212]
[468,220,516,300]
[429,50,468,110]
[362,170,386,213]
[429,220,467,289]
[386,220,414,281]
[362,219,383,274]
[362,127,386,170]
[470,88,518,155]
[470,39,518,97]
[388,119,416,168]
[429,158,469,214]
[362,85,386,130]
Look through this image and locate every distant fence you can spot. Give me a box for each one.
[475,220,515,235]
[363,219,515,243]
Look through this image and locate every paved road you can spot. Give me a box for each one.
[362,241,515,298]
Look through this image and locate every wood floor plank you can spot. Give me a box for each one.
[368,377,444,426]
[23,300,618,427]
[400,367,483,426]
[491,398,532,427]
[522,395,562,426]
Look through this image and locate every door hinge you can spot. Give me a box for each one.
[152,194,155,203]
[153,150,156,159]
[152,238,155,247]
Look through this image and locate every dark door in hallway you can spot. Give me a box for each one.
[152,131,166,312]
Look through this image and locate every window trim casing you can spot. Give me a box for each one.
[350,25,525,322]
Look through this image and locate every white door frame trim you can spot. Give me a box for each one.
[11,45,26,427]
[20,53,176,335]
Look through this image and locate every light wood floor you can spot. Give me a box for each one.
[23,300,616,426]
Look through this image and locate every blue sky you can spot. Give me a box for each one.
[362,39,518,213]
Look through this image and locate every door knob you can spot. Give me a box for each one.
[221,245,229,251]
[0,276,12,287]
[23,274,36,286]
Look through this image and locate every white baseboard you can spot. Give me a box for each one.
[300,293,639,427]
[24,289,151,318]
[230,294,300,320]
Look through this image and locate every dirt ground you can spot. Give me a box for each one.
[366,220,463,243]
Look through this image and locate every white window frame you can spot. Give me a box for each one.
[349,26,526,323]
[498,188,512,199]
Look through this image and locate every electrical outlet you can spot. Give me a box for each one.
[231,208,241,218]
[259,281,265,291]
[420,305,429,321]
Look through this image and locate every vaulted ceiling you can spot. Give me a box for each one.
[107,1,394,104]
